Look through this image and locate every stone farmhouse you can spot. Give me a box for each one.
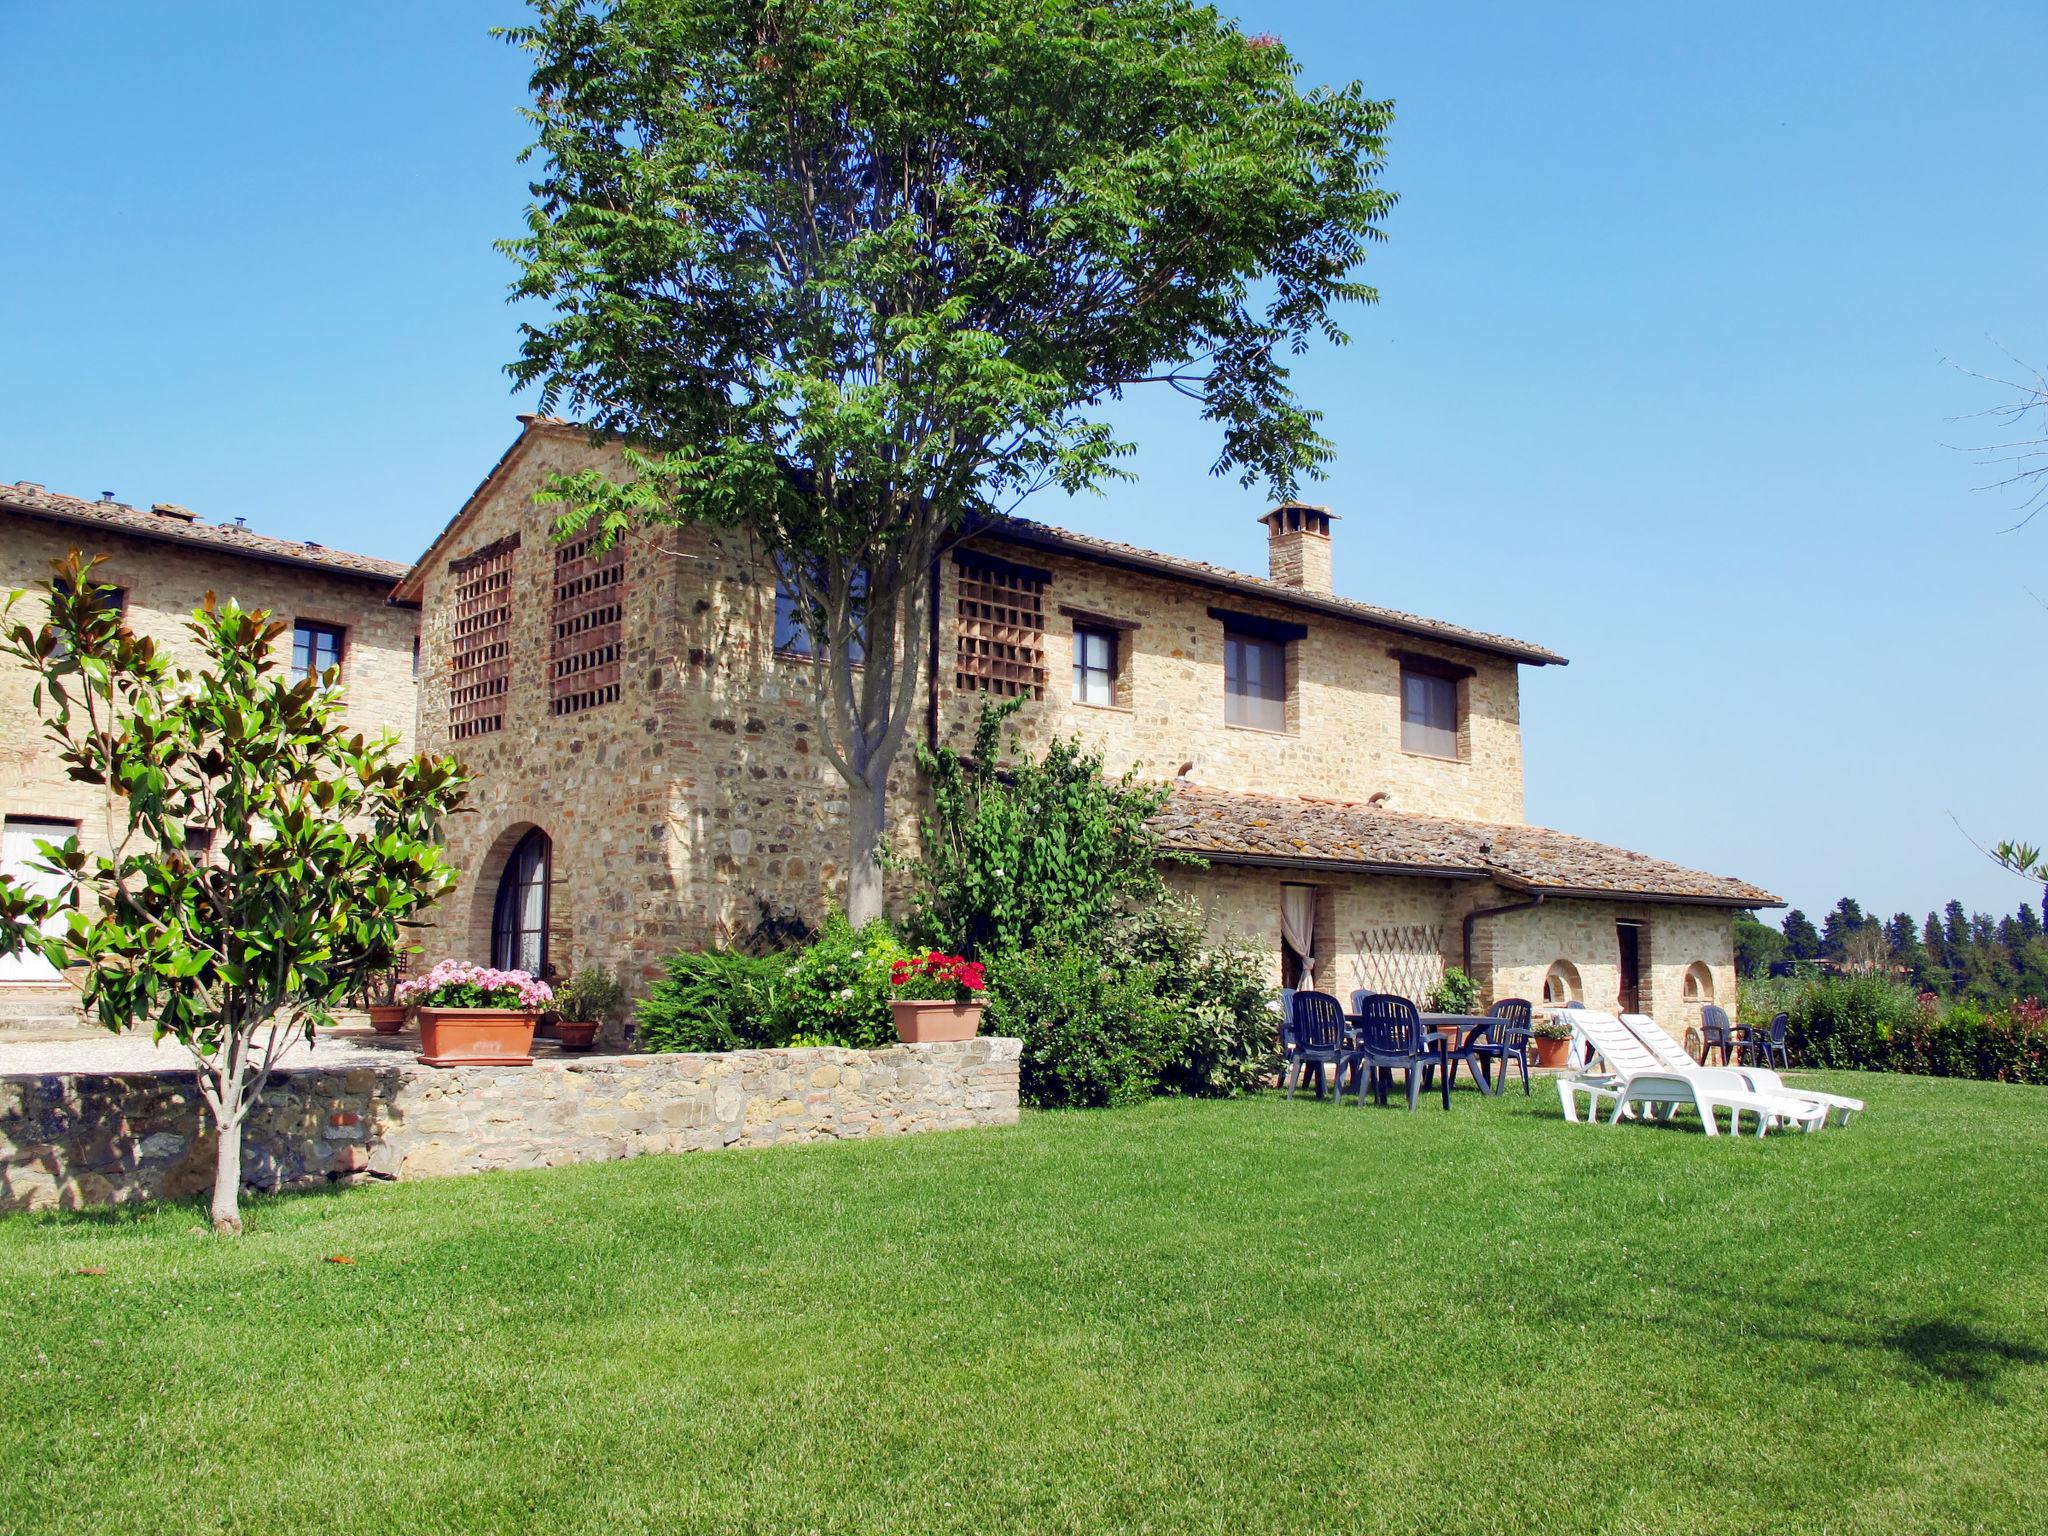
[0,482,417,1032]
[391,418,1779,1043]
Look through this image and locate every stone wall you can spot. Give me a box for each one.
[0,1038,1021,1213]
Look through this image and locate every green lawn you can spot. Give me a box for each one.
[3,1074,2045,1536]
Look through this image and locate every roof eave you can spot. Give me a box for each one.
[2,501,409,589]
[1490,874,1784,909]
[1170,848,1496,881]
[975,522,1568,668]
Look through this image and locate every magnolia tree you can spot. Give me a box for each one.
[500,0,1394,923]
[0,555,469,1234]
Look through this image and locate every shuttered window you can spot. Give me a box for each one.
[955,560,1046,699]
[448,536,517,741]
[549,532,624,716]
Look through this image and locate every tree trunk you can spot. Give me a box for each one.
[845,770,888,928]
[210,1112,243,1236]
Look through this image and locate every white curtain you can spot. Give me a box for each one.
[1280,885,1317,990]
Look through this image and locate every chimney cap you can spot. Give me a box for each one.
[1259,502,1338,532]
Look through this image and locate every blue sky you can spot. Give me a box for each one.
[3,1,2043,926]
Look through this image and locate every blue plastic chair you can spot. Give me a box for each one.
[1351,993,1449,1110]
[1451,999,1533,1095]
[1283,991,1348,1101]
[1760,1011,1790,1069]
[1700,1004,1736,1065]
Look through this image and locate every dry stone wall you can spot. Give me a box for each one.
[0,1038,1021,1213]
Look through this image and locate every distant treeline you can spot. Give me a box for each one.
[1735,895,2048,1005]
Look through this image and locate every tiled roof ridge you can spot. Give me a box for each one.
[2,481,411,586]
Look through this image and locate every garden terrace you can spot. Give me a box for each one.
[2,1075,2044,1533]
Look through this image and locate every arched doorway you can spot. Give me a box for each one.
[491,827,551,975]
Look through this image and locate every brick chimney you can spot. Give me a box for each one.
[1259,502,1337,594]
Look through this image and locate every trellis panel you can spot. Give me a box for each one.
[955,565,1046,699]
[1350,923,1447,1006]
[448,536,517,741]
[549,532,624,716]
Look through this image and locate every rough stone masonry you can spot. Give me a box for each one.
[0,1038,1022,1213]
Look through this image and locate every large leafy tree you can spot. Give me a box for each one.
[0,556,469,1234]
[500,0,1394,922]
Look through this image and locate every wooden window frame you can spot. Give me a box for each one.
[1072,624,1119,708]
[1223,627,1288,732]
[291,618,346,683]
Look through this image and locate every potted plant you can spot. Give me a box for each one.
[398,960,553,1067]
[552,966,624,1053]
[887,951,988,1043]
[364,965,410,1035]
[1531,1013,1574,1069]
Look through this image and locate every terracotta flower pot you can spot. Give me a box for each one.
[555,1019,600,1052]
[1534,1035,1571,1070]
[366,1004,408,1036]
[416,1007,538,1067]
[890,999,985,1044]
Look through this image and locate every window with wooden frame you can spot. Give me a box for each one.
[954,552,1048,699]
[549,531,624,716]
[1392,649,1473,760]
[447,535,517,741]
[291,619,345,682]
[1213,608,1303,732]
[1072,626,1119,706]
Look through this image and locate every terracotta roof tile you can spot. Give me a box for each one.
[2,482,410,586]
[1151,783,1780,906]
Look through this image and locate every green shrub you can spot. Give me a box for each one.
[985,946,1177,1109]
[1106,896,1276,1098]
[765,913,906,1049]
[1427,967,1481,1015]
[554,966,626,1023]
[902,696,1184,963]
[1783,973,1924,1070]
[1743,972,2048,1084]
[635,948,785,1052]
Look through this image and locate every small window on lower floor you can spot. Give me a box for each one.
[1073,626,1118,707]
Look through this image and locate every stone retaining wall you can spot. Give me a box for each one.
[0,1038,1021,1213]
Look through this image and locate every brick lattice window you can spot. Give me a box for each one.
[955,561,1046,698]
[549,532,624,716]
[448,536,517,741]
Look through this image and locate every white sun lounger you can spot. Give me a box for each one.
[1616,1013,1863,1131]
[1737,1066,1864,1127]
[1557,1011,1823,1136]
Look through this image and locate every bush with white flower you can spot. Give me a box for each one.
[767,913,907,1049]
[397,959,553,1012]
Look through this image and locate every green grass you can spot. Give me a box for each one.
[3,1074,2046,1536]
